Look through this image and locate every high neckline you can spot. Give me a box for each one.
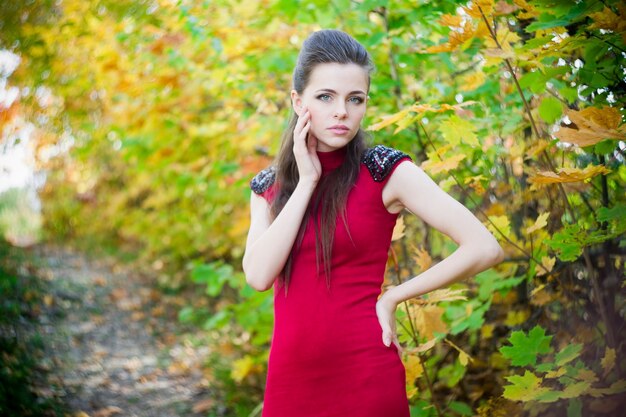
[317,146,347,172]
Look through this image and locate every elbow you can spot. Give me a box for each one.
[485,238,505,267]
[242,257,274,292]
[245,274,274,292]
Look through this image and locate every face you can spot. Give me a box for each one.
[291,63,369,152]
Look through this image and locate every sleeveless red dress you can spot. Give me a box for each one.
[250,145,412,417]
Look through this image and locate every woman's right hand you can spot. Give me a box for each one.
[293,108,321,185]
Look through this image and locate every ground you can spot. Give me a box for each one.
[33,244,218,417]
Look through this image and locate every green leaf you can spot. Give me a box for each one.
[535,389,562,403]
[500,325,553,366]
[439,115,479,147]
[567,398,582,417]
[594,139,616,155]
[447,401,473,416]
[597,204,626,223]
[538,96,562,124]
[555,343,582,366]
[503,370,549,401]
[561,381,591,398]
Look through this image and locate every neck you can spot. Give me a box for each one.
[317,146,347,172]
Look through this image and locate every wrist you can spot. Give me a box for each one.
[297,178,318,191]
[380,289,401,308]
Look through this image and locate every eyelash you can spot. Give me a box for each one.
[316,94,364,104]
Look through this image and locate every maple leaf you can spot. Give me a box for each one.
[554,343,582,366]
[391,216,405,241]
[503,370,550,401]
[554,106,626,147]
[526,212,549,234]
[600,347,616,377]
[500,325,553,366]
[411,244,432,272]
[528,165,611,185]
[420,154,466,174]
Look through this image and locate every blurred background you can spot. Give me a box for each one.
[1,0,625,416]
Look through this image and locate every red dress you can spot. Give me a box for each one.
[251,145,412,417]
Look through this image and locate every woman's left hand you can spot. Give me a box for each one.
[376,294,402,356]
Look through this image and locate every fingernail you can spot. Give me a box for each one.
[384,337,391,346]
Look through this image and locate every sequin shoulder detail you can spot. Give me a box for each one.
[250,166,277,195]
[361,145,411,182]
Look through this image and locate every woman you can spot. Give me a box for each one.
[243,29,504,417]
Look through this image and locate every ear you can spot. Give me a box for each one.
[291,90,303,116]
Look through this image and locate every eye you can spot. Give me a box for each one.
[317,94,332,101]
[349,96,365,104]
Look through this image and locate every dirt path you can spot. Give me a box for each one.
[34,245,214,417]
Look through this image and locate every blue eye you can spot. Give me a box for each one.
[349,96,365,104]
[317,94,331,101]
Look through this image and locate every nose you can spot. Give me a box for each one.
[334,102,347,119]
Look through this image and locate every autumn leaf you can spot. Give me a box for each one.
[554,106,626,147]
[412,304,448,339]
[535,256,555,277]
[500,325,553,366]
[528,165,612,185]
[391,216,405,241]
[413,288,468,305]
[526,212,549,234]
[231,355,257,383]
[411,244,432,272]
[486,215,511,239]
[554,343,582,366]
[503,370,549,401]
[445,338,474,366]
[367,108,411,131]
[421,154,466,174]
[588,7,626,33]
[438,114,479,147]
[403,354,423,383]
[601,347,616,377]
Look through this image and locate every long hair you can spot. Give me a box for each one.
[269,29,375,295]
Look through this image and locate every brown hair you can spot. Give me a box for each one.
[270,29,375,295]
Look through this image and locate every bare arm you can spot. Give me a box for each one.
[243,107,321,291]
[243,181,316,291]
[376,159,505,348]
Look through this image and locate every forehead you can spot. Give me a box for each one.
[305,63,369,94]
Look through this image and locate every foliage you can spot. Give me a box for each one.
[0,240,66,416]
[2,0,625,416]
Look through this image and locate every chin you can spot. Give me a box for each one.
[317,135,356,150]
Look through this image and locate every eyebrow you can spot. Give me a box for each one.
[315,88,367,95]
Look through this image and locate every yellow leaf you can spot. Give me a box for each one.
[403,354,424,383]
[601,347,616,376]
[528,165,612,185]
[411,244,432,272]
[526,212,550,234]
[420,154,466,174]
[481,323,495,339]
[460,72,486,91]
[554,106,626,147]
[536,256,555,277]
[231,355,255,383]
[413,288,468,305]
[445,338,474,366]
[368,108,411,131]
[486,215,511,238]
[439,14,463,27]
[545,367,566,379]
[412,305,448,339]
[504,309,530,326]
[392,216,405,241]
[589,7,626,33]
[409,338,437,354]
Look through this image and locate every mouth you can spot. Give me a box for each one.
[328,125,350,134]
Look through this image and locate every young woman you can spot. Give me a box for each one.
[243,29,504,417]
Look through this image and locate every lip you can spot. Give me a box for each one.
[328,125,350,134]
